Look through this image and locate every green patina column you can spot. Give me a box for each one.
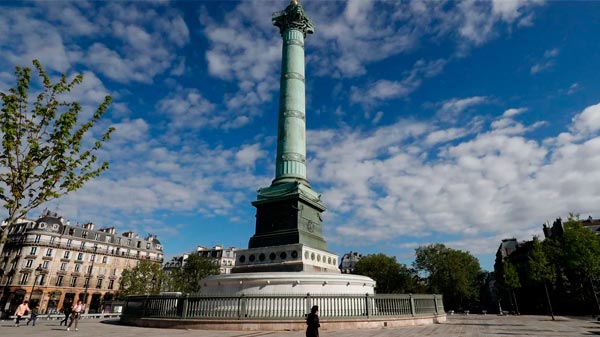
[247,1,328,253]
[272,1,313,186]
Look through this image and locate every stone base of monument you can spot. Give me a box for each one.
[230,243,341,274]
[200,271,376,295]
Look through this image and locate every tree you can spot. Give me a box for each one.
[413,243,483,311]
[352,253,416,293]
[164,254,220,294]
[0,60,115,258]
[528,237,556,320]
[502,260,521,315]
[561,214,600,314]
[118,260,163,298]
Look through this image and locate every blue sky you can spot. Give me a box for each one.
[1,0,600,271]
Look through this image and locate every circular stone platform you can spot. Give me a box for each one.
[200,272,376,295]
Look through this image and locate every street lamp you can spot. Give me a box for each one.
[30,264,43,306]
[83,244,98,313]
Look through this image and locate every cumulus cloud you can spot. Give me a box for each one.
[438,96,488,116]
[306,102,600,259]
[156,88,220,130]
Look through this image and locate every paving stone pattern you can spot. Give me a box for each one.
[0,315,598,337]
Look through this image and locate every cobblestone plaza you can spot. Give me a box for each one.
[1,315,598,337]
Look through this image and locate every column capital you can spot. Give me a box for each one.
[272,2,315,37]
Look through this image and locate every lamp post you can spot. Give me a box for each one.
[83,244,98,313]
[30,264,43,307]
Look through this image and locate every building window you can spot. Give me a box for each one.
[25,260,33,268]
[63,251,70,259]
[37,274,45,286]
[102,256,108,264]
[42,261,49,269]
[90,254,95,262]
[70,277,77,287]
[29,247,37,255]
[49,236,56,244]
[80,242,85,249]
[77,253,83,261]
[60,262,67,271]
[108,279,114,290]
[16,247,22,255]
[111,269,117,276]
[82,231,88,239]
[19,273,29,285]
[87,265,93,274]
[34,235,41,243]
[74,264,81,272]
[66,239,72,248]
[45,248,53,257]
[146,242,150,249]
[84,278,89,287]
[56,276,64,286]
[96,279,103,289]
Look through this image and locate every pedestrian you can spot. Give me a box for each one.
[26,305,38,326]
[59,303,72,326]
[67,300,83,331]
[14,300,31,327]
[306,305,320,337]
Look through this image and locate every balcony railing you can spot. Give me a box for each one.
[122,293,444,320]
[6,237,163,262]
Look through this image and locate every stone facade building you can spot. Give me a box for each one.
[0,211,163,316]
[339,251,363,274]
[164,245,237,276]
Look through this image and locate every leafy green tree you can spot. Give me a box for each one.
[529,237,556,320]
[0,60,114,258]
[413,243,483,311]
[502,260,521,315]
[164,254,220,294]
[561,214,600,314]
[118,260,162,298]
[352,253,416,293]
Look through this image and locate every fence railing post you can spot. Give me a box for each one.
[433,295,438,315]
[409,294,415,317]
[142,295,149,317]
[305,293,311,316]
[238,294,247,319]
[365,293,371,318]
[180,294,189,319]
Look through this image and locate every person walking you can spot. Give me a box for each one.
[25,305,38,326]
[59,303,72,326]
[14,300,31,327]
[67,300,83,331]
[306,305,320,337]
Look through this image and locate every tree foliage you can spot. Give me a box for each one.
[0,60,114,253]
[352,253,417,293]
[118,260,162,298]
[502,260,521,290]
[162,254,220,294]
[529,238,555,285]
[413,243,483,310]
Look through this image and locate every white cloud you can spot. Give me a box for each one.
[567,82,581,95]
[531,48,559,74]
[438,96,488,116]
[156,88,220,130]
[571,102,600,135]
[306,102,600,258]
[350,59,446,105]
[502,107,527,117]
[235,143,268,168]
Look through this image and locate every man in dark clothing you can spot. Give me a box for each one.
[306,305,320,337]
[25,305,38,326]
[59,303,72,326]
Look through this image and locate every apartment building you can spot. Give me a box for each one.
[0,210,163,316]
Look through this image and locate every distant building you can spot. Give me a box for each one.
[164,245,237,275]
[0,210,163,316]
[196,245,237,274]
[339,251,362,274]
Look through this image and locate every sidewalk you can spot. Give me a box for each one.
[0,314,598,337]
